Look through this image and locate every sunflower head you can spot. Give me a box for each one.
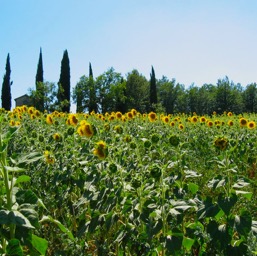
[148,112,157,122]
[247,121,256,129]
[239,118,248,127]
[169,134,180,147]
[214,137,228,151]
[93,141,108,160]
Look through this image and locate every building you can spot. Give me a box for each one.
[14,94,31,107]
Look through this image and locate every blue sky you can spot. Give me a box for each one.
[1,0,257,111]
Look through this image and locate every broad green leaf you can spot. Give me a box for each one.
[15,175,31,184]
[233,179,250,189]
[188,182,199,194]
[6,238,23,256]
[0,209,9,224]
[184,170,201,178]
[4,166,26,173]
[16,152,43,165]
[235,190,252,200]
[40,215,74,240]
[16,189,38,205]
[218,193,237,216]
[234,210,252,237]
[31,234,48,255]
[9,210,35,229]
[182,236,195,251]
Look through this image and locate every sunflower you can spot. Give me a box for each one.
[207,121,213,127]
[191,116,198,123]
[69,114,79,126]
[162,116,170,124]
[247,121,256,129]
[115,111,123,119]
[178,124,184,130]
[227,112,233,117]
[131,109,137,116]
[126,111,134,120]
[44,151,55,164]
[170,121,175,127]
[9,120,15,126]
[200,116,206,123]
[93,141,108,160]
[227,120,234,126]
[148,112,157,122]
[114,125,123,134]
[80,123,94,137]
[239,118,248,127]
[53,133,62,142]
[46,114,54,125]
[214,137,228,150]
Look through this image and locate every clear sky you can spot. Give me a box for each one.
[1,0,257,111]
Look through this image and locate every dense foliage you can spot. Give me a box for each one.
[0,106,256,255]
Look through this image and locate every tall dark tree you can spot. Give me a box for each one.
[1,53,12,110]
[58,49,70,112]
[149,66,157,111]
[88,62,98,113]
[35,48,43,84]
[34,48,44,111]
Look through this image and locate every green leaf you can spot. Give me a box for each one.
[4,166,26,173]
[197,197,220,219]
[16,152,43,165]
[16,189,38,205]
[232,179,250,189]
[234,210,252,237]
[235,190,252,200]
[9,210,35,229]
[15,175,31,184]
[19,204,39,228]
[31,234,48,255]
[40,215,74,240]
[188,182,199,194]
[184,170,201,178]
[182,236,195,251]
[0,209,9,224]
[218,193,237,216]
[6,238,23,256]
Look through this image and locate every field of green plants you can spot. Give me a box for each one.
[0,106,257,255]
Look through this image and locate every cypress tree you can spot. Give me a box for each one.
[88,62,97,113]
[35,48,44,111]
[35,48,43,84]
[58,49,70,112]
[1,53,12,110]
[150,66,157,111]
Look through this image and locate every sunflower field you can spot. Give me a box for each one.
[0,106,257,256]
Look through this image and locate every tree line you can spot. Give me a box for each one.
[1,49,257,114]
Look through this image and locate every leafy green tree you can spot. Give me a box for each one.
[125,69,149,113]
[35,48,44,111]
[1,53,12,110]
[72,75,90,113]
[95,67,125,113]
[29,81,59,112]
[215,77,243,114]
[174,84,188,113]
[158,76,179,114]
[243,83,257,113]
[187,84,200,114]
[58,49,70,112]
[198,84,217,115]
[149,66,157,111]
